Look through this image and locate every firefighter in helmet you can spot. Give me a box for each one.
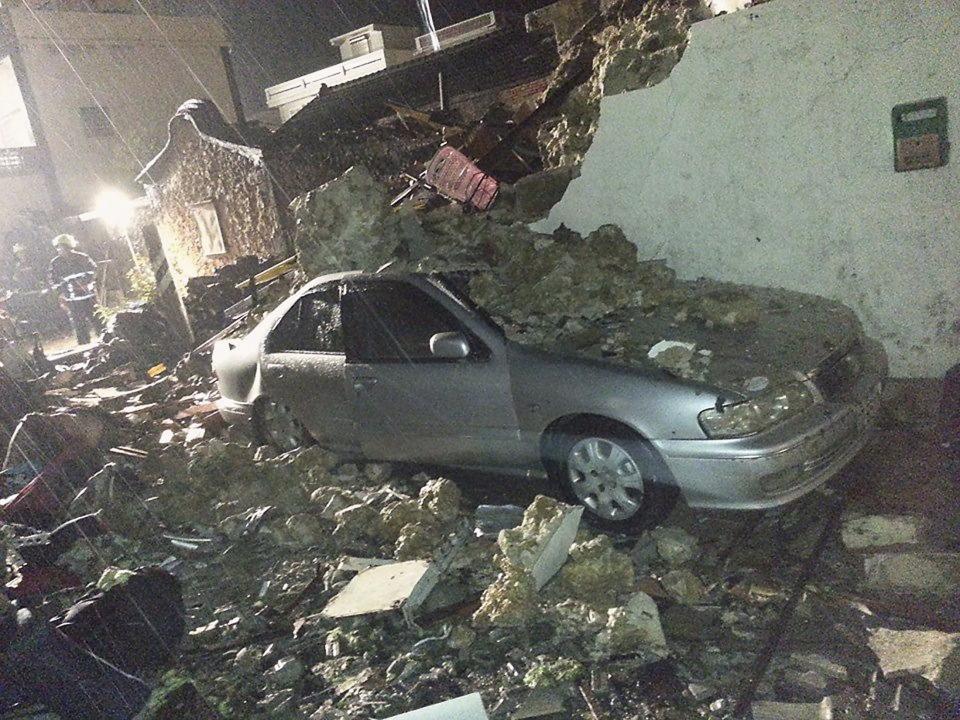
[47,234,102,345]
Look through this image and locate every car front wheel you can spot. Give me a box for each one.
[253,397,310,452]
[547,423,677,531]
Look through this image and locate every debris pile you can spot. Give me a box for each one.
[293,163,865,396]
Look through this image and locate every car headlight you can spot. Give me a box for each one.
[698,382,815,439]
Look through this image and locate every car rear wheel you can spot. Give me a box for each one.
[253,397,310,452]
[546,422,677,531]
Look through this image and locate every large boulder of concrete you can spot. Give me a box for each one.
[291,165,409,277]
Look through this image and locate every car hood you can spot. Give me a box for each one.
[515,279,863,399]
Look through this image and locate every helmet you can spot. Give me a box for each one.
[52,234,78,249]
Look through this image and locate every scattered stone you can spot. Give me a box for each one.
[511,687,568,719]
[394,519,445,560]
[498,496,584,590]
[841,515,921,549]
[473,562,540,628]
[333,503,382,541]
[266,656,305,689]
[476,504,526,536]
[868,628,960,694]
[557,534,635,607]
[634,526,699,566]
[659,568,707,605]
[523,657,585,689]
[418,478,461,526]
[863,553,960,597]
[595,591,667,659]
[751,697,833,720]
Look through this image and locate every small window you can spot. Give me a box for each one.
[342,280,484,363]
[78,105,112,137]
[268,287,344,354]
[191,200,226,256]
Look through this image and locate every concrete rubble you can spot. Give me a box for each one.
[840,514,922,549]
[497,495,583,589]
[751,697,833,720]
[863,552,960,598]
[0,8,956,712]
[868,629,960,694]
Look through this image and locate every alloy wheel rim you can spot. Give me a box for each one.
[567,437,645,520]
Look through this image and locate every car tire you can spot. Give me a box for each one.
[252,397,311,453]
[545,420,678,533]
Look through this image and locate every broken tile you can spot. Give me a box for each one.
[868,628,960,694]
[751,697,833,720]
[321,560,439,619]
[841,515,921,549]
[382,693,489,720]
[863,553,960,597]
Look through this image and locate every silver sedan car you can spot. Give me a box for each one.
[213,271,887,528]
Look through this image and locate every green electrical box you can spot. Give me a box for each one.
[892,97,948,172]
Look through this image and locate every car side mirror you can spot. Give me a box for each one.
[430,332,470,360]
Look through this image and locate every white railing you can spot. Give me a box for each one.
[414,12,498,54]
[0,146,38,175]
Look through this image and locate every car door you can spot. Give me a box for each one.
[341,277,521,467]
[259,283,358,453]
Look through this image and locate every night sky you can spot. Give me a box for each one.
[191,0,556,111]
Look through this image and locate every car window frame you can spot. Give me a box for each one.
[264,283,345,356]
[341,277,491,365]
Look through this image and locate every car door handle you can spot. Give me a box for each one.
[353,376,378,391]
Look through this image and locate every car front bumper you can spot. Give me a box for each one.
[653,339,888,510]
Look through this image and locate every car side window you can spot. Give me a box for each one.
[342,280,485,363]
[267,287,344,354]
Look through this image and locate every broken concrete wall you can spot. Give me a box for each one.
[146,120,289,296]
[537,0,707,170]
[539,0,960,377]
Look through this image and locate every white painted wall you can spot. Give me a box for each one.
[0,57,36,148]
[540,0,959,377]
[5,7,236,215]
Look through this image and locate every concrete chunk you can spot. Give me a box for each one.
[595,591,667,659]
[321,560,439,619]
[841,515,921,549]
[868,628,960,694]
[498,496,583,590]
[751,697,832,720]
[383,693,489,720]
[863,553,960,597]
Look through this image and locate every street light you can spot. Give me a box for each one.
[94,187,135,230]
[94,187,141,274]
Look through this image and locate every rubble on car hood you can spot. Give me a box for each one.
[293,164,863,397]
